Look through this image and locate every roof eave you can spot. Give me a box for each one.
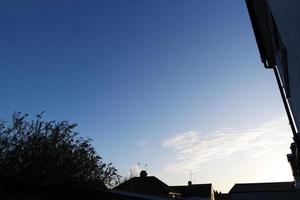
[245,0,276,69]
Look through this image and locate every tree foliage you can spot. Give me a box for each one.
[0,112,120,190]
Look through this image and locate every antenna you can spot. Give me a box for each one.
[138,162,141,175]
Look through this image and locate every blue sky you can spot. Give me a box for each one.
[0,0,293,191]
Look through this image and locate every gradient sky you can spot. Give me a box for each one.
[0,0,294,192]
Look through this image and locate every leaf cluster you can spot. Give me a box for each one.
[0,112,120,191]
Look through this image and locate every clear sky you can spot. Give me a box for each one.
[0,0,293,192]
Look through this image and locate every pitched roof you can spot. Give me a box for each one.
[230,182,295,193]
[114,176,177,198]
[170,184,212,197]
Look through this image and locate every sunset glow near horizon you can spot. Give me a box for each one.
[0,0,294,192]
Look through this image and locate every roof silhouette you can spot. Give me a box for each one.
[114,176,177,198]
[230,182,295,193]
[170,183,212,197]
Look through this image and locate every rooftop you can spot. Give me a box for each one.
[230,182,295,193]
[114,176,177,198]
[170,183,212,197]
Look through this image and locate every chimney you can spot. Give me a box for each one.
[188,181,192,186]
[140,170,148,178]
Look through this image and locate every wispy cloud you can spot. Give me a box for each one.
[161,118,292,173]
[137,139,148,147]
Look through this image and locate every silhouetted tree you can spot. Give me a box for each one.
[0,112,120,191]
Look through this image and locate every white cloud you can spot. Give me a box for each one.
[161,117,293,173]
[129,164,142,177]
[137,139,148,147]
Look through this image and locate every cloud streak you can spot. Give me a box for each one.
[162,118,292,173]
[137,139,148,147]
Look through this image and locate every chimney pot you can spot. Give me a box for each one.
[140,170,147,177]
